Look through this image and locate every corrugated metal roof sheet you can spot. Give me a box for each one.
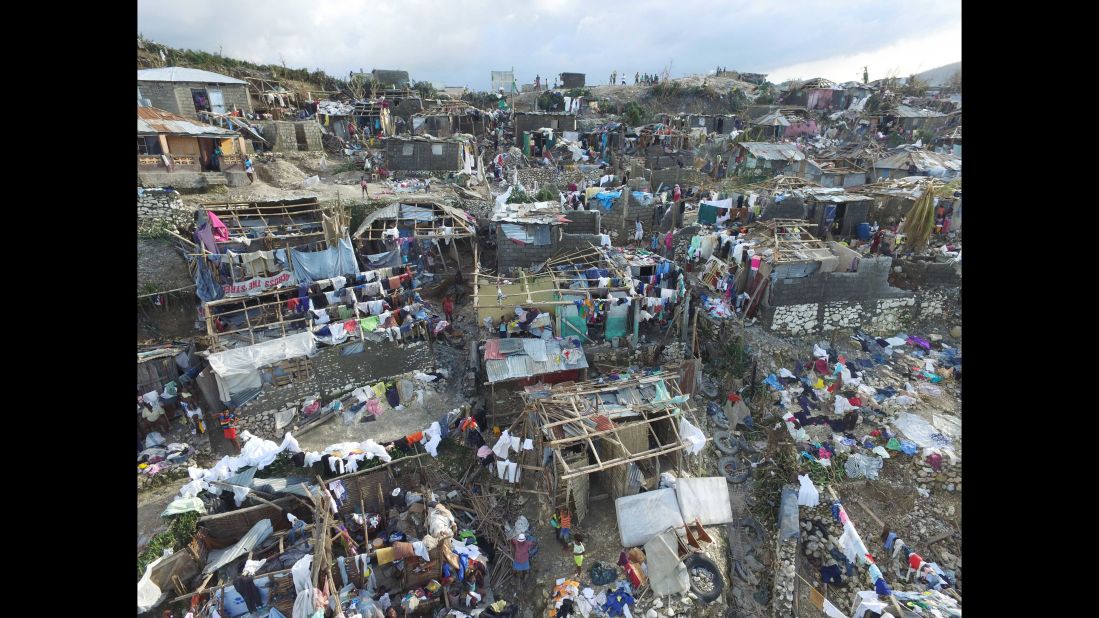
[786,187,874,203]
[138,67,247,84]
[522,338,549,362]
[138,107,240,138]
[203,518,273,574]
[893,104,946,118]
[875,147,961,171]
[484,337,588,383]
[739,142,805,161]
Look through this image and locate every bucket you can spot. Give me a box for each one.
[856,222,872,241]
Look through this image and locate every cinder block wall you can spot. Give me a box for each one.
[898,259,962,288]
[599,193,657,237]
[254,121,323,152]
[563,210,600,234]
[495,225,601,272]
[141,82,253,119]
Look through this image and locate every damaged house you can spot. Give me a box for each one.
[513,111,577,147]
[731,142,807,177]
[383,135,481,176]
[138,66,253,119]
[490,200,601,271]
[759,187,875,239]
[739,220,954,336]
[352,198,478,272]
[746,108,818,141]
[138,107,250,189]
[779,78,848,111]
[870,146,961,182]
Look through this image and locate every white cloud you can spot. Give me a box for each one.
[138,0,960,90]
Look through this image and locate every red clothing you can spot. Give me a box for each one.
[908,553,923,570]
[443,298,454,313]
[512,539,534,563]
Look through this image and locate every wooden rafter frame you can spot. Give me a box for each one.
[529,370,693,481]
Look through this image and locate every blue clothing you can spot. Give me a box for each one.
[512,560,530,571]
[884,532,898,551]
[820,564,842,584]
[874,577,892,596]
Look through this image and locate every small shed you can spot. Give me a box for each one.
[733,142,807,177]
[383,135,479,173]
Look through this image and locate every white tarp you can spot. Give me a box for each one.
[616,488,685,547]
[207,332,316,400]
[643,530,690,595]
[675,477,733,526]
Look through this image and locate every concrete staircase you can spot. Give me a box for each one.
[202,172,229,187]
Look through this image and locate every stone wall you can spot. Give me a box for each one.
[137,188,190,233]
[232,340,432,438]
[138,171,250,190]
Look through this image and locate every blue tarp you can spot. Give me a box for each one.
[365,249,401,268]
[631,191,654,206]
[593,191,622,210]
[290,237,360,282]
[194,258,225,303]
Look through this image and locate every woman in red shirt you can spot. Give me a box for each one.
[442,296,455,323]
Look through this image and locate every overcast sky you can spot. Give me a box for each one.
[138,0,960,89]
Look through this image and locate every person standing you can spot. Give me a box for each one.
[211,143,223,172]
[180,393,205,435]
[361,175,369,199]
[443,295,455,323]
[217,408,242,452]
[634,218,644,245]
[664,229,675,258]
[244,156,255,183]
[511,533,534,584]
[635,72,639,84]
[572,535,586,576]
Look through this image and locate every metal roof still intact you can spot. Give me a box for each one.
[138,67,247,85]
[875,147,961,172]
[138,107,240,138]
[738,142,806,161]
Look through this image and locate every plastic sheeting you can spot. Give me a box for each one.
[778,485,800,540]
[797,475,820,507]
[675,477,733,526]
[643,530,690,596]
[204,519,274,574]
[161,496,207,517]
[616,488,685,547]
[678,418,706,455]
[137,555,168,612]
[290,237,360,283]
[207,332,316,401]
[893,412,954,448]
[844,454,884,480]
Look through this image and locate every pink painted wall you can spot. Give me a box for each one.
[784,120,819,139]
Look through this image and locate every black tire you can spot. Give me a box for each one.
[684,553,725,603]
[713,431,740,456]
[717,456,750,483]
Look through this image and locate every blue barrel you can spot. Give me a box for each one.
[856,222,872,241]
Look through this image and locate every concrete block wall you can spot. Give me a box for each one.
[649,167,701,188]
[563,210,600,234]
[898,259,962,288]
[137,188,190,233]
[233,340,432,438]
[140,82,253,119]
[599,193,657,237]
[254,121,323,152]
[495,226,602,272]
